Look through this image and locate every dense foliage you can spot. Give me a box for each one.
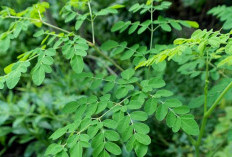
[1,0,232,157]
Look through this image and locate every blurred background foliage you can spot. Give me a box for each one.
[1,0,232,156]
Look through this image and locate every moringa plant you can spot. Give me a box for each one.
[0,0,231,157]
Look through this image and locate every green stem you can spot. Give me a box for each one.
[205,80,232,117]
[150,1,154,50]
[88,1,95,44]
[204,52,209,113]
[195,64,232,157]
[195,51,209,157]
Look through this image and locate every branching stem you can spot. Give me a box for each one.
[195,50,232,157]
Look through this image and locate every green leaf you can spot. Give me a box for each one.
[126,136,135,151]
[155,104,168,121]
[105,142,122,155]
[137,25,148,34]
[45,143,63,156]
[42,56,54,65]
[181,115,199,136]
[173,106,190,114]
[111,21,125,32]
[101,40,118,51]
[0,78,4,89]
[133,122,150,134]
[96,8,118,16]
[121,69,135,80]
[149,78,166,88]
[70,55,84,73]
[129,22,140,34]
[165,98,182,108]
[110,4,125,9]
[104,130,120,141]
[6,72,20,89]
[115,87,128,99]
[56,151,69,157]
[172,116,181,132]
[95,101,107,114]
[0,36,10,53]
[166,111,176,128]
[170,21,182,30]
[129,3,142,12]
[32,66,45,86]
[144,98,157,115]
[103,119,117,129]
[75,15,87,31]
[103,82,115,93]
[50,127,67,140]
[185,20,199,28]
[33,29,44,37]
[46,48,56,56]
[70,142,83,157]
[62,101,79,114]
[134,143,148,157]
[154,90,173,98]
[160,23,171,32]
[65,12,77,23]
[135,133,151,145]
[99,150,111,157]
[127,100,143,110]
[130,111,148,121]
[92,142,104,156]
[120,49,135,60]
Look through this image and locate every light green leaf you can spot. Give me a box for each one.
[185,20,199,28]
[110,4,125,9]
